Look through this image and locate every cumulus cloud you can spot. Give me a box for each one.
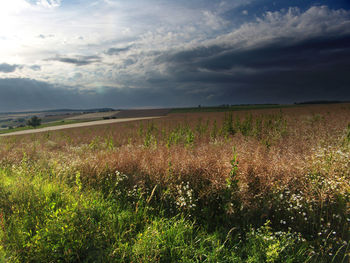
[169,7,349,68]
[36,0,61,9]
[1,2,350,110]
[0,63,22,73]
[202,10,228,30]
[203,6,350,49]
[109,5,350,104]
[111,6,350,73]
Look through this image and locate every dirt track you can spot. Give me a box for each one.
[0,116,161,137]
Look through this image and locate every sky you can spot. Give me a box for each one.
[0,0,350,111]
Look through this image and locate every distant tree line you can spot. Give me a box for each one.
[27,116,41,128]
[294,100,346,105]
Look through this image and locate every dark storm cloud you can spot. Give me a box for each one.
[1,65,348,112]
[0,78,171,111]
[105,46,132,55]
[165,35,350,73]
[221,0,350,25]
[0,78,216,111]
[150,35,350,104]
[201,66,350,104]
[0,78,81,111]
[49,55,101,66]
[0,63,22,73]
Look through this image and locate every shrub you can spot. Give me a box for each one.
[27,116,41,128]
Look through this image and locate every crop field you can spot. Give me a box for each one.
[0,109,116,130]
[65,111,120,121]
[0,103,349,262]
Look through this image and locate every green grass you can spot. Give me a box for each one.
[0,165,313,262]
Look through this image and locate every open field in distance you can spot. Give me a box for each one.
[0,116,161,137]
[0,103,297,131]
[65,111,120,121]
[0,108,116,130]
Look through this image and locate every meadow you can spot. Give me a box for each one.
[0,108,117,132]
[0,103,349,262]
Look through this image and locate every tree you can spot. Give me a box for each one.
[27,116,41,128]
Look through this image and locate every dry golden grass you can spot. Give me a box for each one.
[1,103,349,207]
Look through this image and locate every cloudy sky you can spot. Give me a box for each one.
[0,0,350,111]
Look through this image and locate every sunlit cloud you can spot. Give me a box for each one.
[0,0,349,110]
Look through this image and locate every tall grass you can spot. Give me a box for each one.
[0,103,349,262]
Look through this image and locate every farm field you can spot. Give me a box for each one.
[0,117,161,137]
[65,111,120,121]
[0,103,349,262]
[0,108,117,131]
[170,104,295,113]
[0,119,85,135]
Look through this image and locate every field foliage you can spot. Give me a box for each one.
[0,104,349,262]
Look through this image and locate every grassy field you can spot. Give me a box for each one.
[0,103,349,262]
[170,104,297,113]
[0,119,85,135]
[64,111,120,121]
[0,108,116,130]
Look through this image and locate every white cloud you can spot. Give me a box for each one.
[0,0,31,16]
[202,10,228,30]
[0,2,349,93]
[207,6,350,49]
[36,0,61,8]
[217,0,253,14]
